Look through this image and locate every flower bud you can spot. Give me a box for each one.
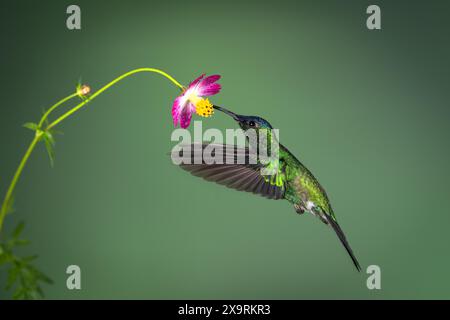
[77,84,91,96]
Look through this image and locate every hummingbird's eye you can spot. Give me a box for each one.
[249,121,256,127]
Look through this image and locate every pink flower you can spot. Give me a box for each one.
[172,74,221,128]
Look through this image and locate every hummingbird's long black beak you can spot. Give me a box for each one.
[213,105,240,121]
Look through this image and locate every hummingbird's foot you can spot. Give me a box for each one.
[294,204,305,215]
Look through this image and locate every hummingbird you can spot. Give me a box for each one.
[173,105,361,271]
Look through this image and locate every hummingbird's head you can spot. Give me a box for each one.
[213,105,273,131]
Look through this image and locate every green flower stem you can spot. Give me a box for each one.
[0,133,41,232]
[0,67,184,234]
[38,93,79,128]
[47,68,184,130]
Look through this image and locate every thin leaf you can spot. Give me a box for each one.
[12,239,30,246]
[76,79,82,92]
[36,286,45,298]
[12,287,26,300]
[23,122,38,131]
[29,265,53,284]
[6,266,19,290]
[20,266,34,282]
[44,131,55,145]
[0,250,13,266]
[36,272,53,285]
[43,135,55,167]
[12,221,25,239]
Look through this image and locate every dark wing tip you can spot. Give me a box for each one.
[172,144,285,200]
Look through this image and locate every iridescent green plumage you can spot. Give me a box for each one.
[278,145,335,219]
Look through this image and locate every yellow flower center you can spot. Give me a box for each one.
[194,98,214,118]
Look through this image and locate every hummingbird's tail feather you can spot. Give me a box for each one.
[323,214,361,272]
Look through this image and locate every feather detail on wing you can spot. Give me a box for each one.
[171,143,285,200]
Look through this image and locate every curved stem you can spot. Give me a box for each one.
[38,93,78,128]
[47,68,184,130]
[0,134,41,232]
[0,92,81,233]
[0,67,184,234]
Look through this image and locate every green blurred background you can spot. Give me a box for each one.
[0,0,449,299]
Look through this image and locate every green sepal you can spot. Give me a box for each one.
[42,131,55,167]
[23,122,39,131]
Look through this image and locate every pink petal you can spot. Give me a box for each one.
[201,75,221,86]
[171,96,184,127]
[197,83,221,96]
[180,102,196,129]
[197,74,221,96]
[188,74,205,90]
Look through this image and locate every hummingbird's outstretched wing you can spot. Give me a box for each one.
[171,143,286,200]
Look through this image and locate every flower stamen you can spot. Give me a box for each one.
[195,98,214,117]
